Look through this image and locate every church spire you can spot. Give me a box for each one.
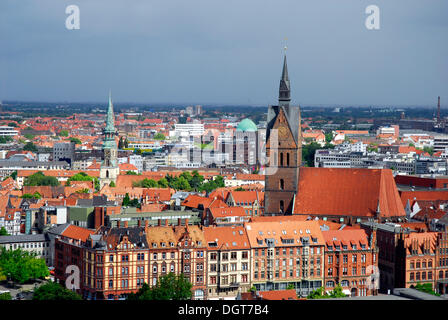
[105,90,115,133]
[279,54,291,107]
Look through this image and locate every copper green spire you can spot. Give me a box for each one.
[105,90,115,133]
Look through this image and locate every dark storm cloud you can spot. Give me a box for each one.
[0,0,447,107]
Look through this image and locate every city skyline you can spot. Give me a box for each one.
[0,0,447,106]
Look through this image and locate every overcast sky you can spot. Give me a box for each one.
[0,0,447,107]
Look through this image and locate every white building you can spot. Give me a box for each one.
[171,123,205,137]
[0,126,19,137]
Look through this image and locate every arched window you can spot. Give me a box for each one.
[106,170,109,178]
[280,153,284,166]
[287,153,290,166]
[280,179,285,190]
[279,200,284,213]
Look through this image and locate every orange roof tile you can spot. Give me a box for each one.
[293,168,405,218]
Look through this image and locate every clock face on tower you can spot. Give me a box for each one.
[278,126,288,138]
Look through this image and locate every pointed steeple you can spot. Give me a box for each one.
[279,54,291,107]
[105,90,115,133]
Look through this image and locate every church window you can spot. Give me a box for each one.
[280,179,285,190]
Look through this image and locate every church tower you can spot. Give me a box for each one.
[264,54,302,215]
[99,92,120,188]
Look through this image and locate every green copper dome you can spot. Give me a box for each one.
[236,118,258,132]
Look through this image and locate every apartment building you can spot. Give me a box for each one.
[244,220,325,297]
[204,226,251,299]
[322,229,379,297]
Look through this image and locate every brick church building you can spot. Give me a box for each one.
[264,55,406,224]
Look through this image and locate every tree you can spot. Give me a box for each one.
[58,130,69,137]
[154,132,165,140]
[0,247,49,284]
[122,193,131,206]
[307,285,346,299]
[24,172,60,187]
[126,171,138,175]
[70,137,82,145]
[0,136,12,144]
[157,178,169,188]
[124,138,129,148]
[0,292,11,300]
[7,122,17,127]
[118,137,124,149]
[189,171,204,191]
[413,282,440,296]
[127,273,192,300]
[33,281,82,300]
[302,142,321,167]
[10,171,17,180]
[21,191,41,199]
[23,142,38,153]
[423,146,434,156]
[0,227,8,236]
[325,132,334,143]
[24,133,35,140]
[109,181,116,187]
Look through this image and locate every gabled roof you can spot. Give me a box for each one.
[293,168,405,218]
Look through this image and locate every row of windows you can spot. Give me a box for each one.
[11,242,49,249]
[209,274,249,284]
[409,260,433,269]
[326,279,367,287]
[210,251,248,260]
[254,247,322,256]
[328,254,367,264]
[328,267,367,276]
[254,268,321,279]
[409,271,433,281]
[210,262,249,272]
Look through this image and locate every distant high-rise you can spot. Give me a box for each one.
[437,96,441,123]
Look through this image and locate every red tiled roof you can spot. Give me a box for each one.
[293,168,405,218]
[61,225,95,242]
[203,226,250,249]
[322,229,370,249]
[400,190,448,207]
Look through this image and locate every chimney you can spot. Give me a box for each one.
[124,221,128,228]
[144,220,149,229]
[158,219,162,226]
[437,96,441,122]
[185,218,189,226]
[137,219,141,227]
[117,220,121,228]
[164,219,168,226]
[178,218,182,226]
